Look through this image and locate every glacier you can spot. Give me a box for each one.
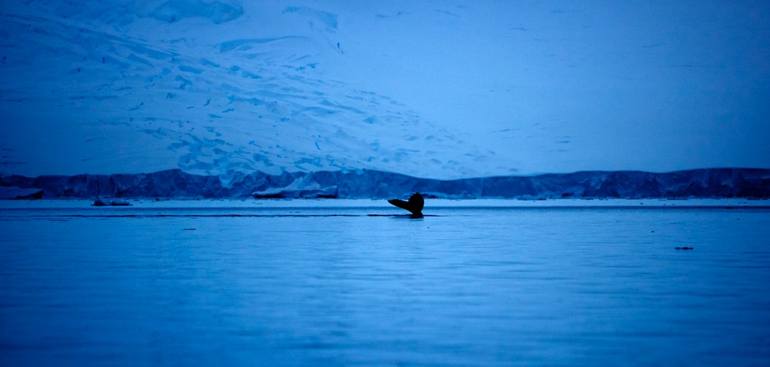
[0,0,500,178]
[3,1,769,178]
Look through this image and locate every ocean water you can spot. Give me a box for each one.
[1,203,769,366]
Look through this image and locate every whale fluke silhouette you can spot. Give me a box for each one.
[388,192,424,218]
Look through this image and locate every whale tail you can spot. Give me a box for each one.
[387,192,424,218]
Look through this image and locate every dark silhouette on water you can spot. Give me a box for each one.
[388,192,424,218]
[91,181,131,206]
[92,198,131,207]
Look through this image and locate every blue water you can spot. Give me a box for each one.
[1,205,769,366]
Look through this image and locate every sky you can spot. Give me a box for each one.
[1,0,769,177]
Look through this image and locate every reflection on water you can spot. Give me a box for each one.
[1,206,769,366]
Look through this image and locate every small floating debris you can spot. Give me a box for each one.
[183,228,196,231]
[675,246,694,251]
[92,199,131,207]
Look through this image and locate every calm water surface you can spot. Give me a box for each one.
[1,205,769,366]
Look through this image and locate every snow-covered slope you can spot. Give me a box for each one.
[0,1,495,177]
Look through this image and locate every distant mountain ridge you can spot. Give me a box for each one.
[1,168,769,200]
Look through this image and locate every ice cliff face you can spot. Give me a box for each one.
[2,168,769,200]
[0,1,493,178]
